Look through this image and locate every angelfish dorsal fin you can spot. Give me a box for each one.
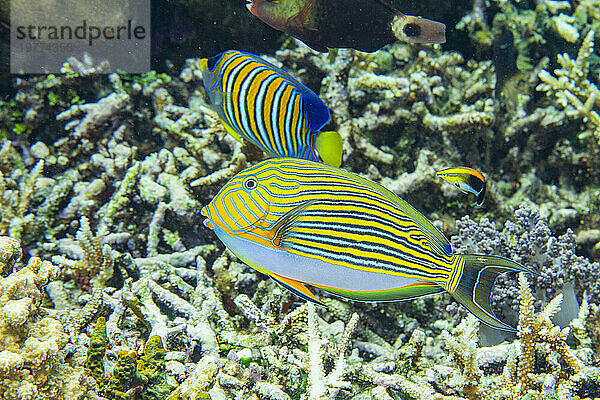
[238,51,331,131]
[267,199,318,246]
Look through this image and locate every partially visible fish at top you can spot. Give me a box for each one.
[201,158,533,331]
[246,0,446,53]
[437,167,487,206]
[199,50,343,166]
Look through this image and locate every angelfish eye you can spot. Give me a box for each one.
[243,177,258,190]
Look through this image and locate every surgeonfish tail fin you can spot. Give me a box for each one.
[391,15,446,44]
[315,130,343,167]
[451,254,534,331]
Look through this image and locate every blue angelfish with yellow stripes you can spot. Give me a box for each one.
[201,158,532,331]
[199,50,343,166]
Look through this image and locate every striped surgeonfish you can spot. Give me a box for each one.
[199,50,343,167]
[201,158,533,331]
[437,167,487,206]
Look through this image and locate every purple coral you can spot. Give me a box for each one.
[451,204,600,324]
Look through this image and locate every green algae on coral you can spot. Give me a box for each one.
[138,336,173,400]
[85,316,109,383]
[84,322,172,400]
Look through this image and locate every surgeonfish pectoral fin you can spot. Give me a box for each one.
[391,14,446,44]
[268,199,318,246]
[269,272,325,306]
[315,131,343,167]
[451,254,534,332]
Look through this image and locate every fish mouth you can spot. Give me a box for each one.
[201,196,270,233]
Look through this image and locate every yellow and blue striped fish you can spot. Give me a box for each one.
[201,158,532,331]
[199,50,343,166]
[437,167,487,206]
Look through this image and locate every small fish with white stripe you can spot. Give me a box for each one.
[437,167,487,206]
[201,158,533,331]
[199,50,343,167]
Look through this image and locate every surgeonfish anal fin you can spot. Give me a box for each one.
[315,131,343,167]
[268,199,318,246]
[317,281,444,302]
[451,254,534,332]
[269,272,325,306]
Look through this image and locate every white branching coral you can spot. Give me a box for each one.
[0,160,44,240]
[537,30,600,143]
[53,216,115,291]
[516,273,582,389]
[443,272,593,400]
[441,315,484,399]
[306,302,359,400]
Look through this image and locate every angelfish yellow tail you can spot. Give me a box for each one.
[199,58,208,70]
[315,130,343,167]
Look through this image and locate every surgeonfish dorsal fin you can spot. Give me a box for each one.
[315,131,343,167]
[389,195,452,255]
[326,167,453,255]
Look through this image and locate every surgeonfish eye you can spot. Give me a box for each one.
[243,176,258,190]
